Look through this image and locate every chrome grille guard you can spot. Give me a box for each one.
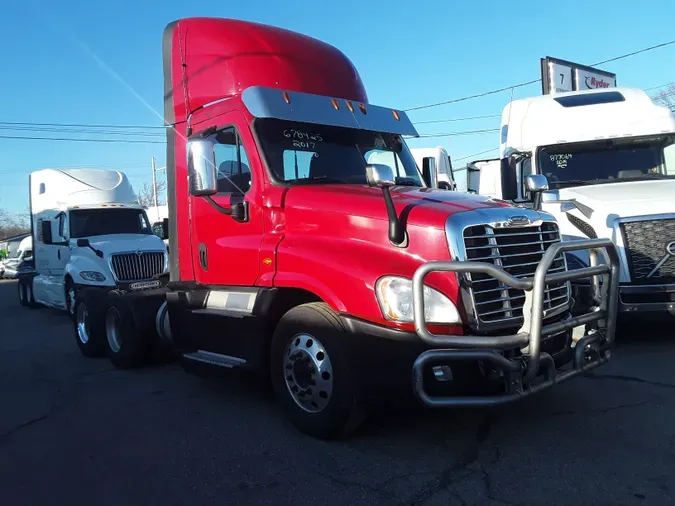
[411,238,620,408]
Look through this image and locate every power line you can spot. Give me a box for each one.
[414,114,501,125]
[413,128,499,139]
[404,39,675,112]
[453,148,499,163]
[0,134,164,144]
[0,121,165,130]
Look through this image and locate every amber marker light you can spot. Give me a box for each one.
[331,98,340,110]
[282,91,291,104]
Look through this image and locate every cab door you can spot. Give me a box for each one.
[189,111,265,287]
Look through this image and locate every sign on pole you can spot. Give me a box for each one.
[540,56,616,95]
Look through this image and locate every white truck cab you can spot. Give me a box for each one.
[1,235,32,278]
[482,87,675,315]
[18,169,168,316]
[409,147,455,190]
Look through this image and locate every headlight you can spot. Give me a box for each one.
[80,271,106,282]
[375,276,461,324]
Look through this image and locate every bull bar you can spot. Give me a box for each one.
[411,238,620,407]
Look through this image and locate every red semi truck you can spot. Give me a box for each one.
[72,17,620,439]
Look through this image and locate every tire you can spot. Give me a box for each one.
[26,278,39,308]
[270,302,366,440]
[18,279,28,307]
[104,297,151,369]
[73,293,106,358]
[65,279,77,320]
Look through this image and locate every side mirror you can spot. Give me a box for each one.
[161,218,169,240]
[421,157,437,189]
[41,221,53,245]
[187,139,218,196]
[437,181,453,191]
[365,164,395,187]
[76,238,90,248]
[500,157,518,201]
[525,174,549,210]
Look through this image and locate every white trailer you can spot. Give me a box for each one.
[473,87,675,315]
[18,169,169,353]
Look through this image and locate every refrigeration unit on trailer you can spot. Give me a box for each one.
[487,87,675,315]
[18,169,168,329]
[73,17,620,440]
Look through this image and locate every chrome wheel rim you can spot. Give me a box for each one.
[105,307,122,353]
[68,287,76,315]
[76,303,90,344]
[283,333,334,413]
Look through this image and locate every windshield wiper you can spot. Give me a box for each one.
[554,179,592,186]
[617,173,672,181]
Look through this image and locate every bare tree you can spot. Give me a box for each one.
[653,84,675,112]
[136,180,167,207]
[0,208,30,240]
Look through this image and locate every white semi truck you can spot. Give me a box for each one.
[18,169,169,352]
[468,87,675,315]
[409,147,455,189]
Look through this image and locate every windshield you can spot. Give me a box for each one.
[69,208,151,238]
[254,118,424,186]
[537,138,675,189]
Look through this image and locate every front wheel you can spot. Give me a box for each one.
[104,297,151,369]
[18,279,28,307]
[270,302,366,440]
[65,279,77,320]
[73,293,106,358]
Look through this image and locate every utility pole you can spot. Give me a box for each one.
[151,156,167,208]
[151,156,158,208]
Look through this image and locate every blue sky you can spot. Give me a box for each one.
[1,0,674,213]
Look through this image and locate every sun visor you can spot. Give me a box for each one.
[242,86,419,137]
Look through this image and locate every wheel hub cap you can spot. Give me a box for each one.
[77,304,90,344]
[106,308,122,353]
[283,333,333,413]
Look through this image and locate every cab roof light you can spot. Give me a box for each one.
[346,100,354,113]
[392,110,401,121]
[359,103,367,115]
[282,91,291,104]
[331,98,340,110]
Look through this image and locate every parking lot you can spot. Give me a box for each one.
[1,278,675,505]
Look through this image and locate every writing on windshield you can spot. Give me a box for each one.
[537,142,673,188]
[255,118,423,186]
[70,209,151,238]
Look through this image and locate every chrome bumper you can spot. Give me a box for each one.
[411,239,620,408]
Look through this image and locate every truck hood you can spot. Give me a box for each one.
[78,234,167,256]
[284,184,511,229]
[551,180,675,218]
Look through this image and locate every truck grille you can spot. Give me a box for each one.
[110,251,165,282]
[462,222,569,329]
[620,219,675,285]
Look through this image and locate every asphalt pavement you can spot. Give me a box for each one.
[1,278,675,506]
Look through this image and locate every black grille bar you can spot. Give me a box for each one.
[620,219,675,285]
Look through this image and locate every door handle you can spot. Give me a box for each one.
[57,250,61,260]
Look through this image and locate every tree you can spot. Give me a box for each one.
[0,208,30,240]
[136,180,167,207]
[653,84,675,113]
